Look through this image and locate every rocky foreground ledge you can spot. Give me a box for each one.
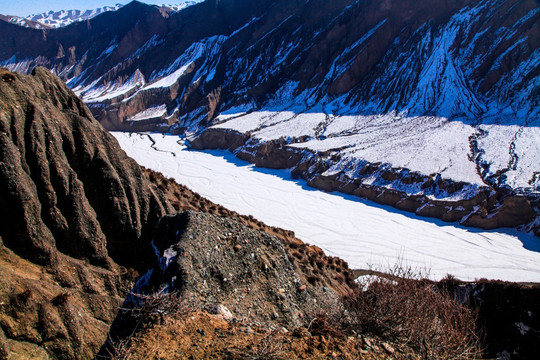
[190,127,539,235]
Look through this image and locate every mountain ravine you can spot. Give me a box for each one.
[1,0,538,233]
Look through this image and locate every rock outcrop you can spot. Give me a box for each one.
[0,67,171,359]
[133,211,343,326]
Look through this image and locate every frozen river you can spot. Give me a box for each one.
[113,132,540,282]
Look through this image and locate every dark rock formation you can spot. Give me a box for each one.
[474,282,540,359]
[439,279,540,359]
[0,67,171,359]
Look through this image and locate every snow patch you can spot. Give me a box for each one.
[128,105,167,121]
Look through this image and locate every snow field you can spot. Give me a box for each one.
[113,132,540,283]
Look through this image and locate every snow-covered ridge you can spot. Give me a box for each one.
[159,1,203,13]
[1,15,51,29]
[6,2,202,29]
[24,4,124,28]
[72,35,226,102]
[71,0,538,197]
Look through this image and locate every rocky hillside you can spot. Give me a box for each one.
[1,67,539,359]
[0,0,537,232]
[0,67,172,271]
[0,66,173,358]
[0,67,357,359]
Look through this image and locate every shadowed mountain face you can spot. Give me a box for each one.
[1,0,538,230]
[1,0,537,127]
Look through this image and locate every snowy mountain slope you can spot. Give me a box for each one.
[0,2,202,29]
[0,0,538,230]
[0,14,52,29]
[24,4,124,28]
[160,2,203,13]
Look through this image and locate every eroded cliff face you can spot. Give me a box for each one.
[0,67,172,359]
[0,67,172,270]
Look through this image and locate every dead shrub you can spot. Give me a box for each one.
[346,269,482,359]
[305,296,348,338]
[106,335,133,360]
[125,291,187,326]
[106,292,187,359]
[228,330,286,360]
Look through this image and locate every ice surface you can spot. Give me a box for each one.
[113,132,540,282]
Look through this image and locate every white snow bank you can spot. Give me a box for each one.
[128,105,168,121]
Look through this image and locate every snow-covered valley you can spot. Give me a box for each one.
[113,132,540,283]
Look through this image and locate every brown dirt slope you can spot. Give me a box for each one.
[114,309,421,360]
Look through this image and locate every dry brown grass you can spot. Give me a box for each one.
[106,308,423,360]
[107,292,187,359]
[227,331,287,360]
[346,267,483,359]
[104,269,484,359]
